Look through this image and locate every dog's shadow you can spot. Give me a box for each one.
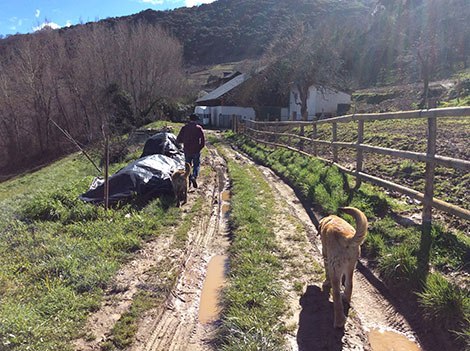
[297,285,345,351]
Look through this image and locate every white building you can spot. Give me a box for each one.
[286,86,351,121]
[195,105,255,128]
[195,70,351,126]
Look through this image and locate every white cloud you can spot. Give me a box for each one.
[35,9,40,18]
[185,0,216,7]
[18,19,23,26]
[33,21,60,32]
[140,0,164,4]
[66,20,72,27]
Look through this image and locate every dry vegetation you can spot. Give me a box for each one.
[0,22,191,175]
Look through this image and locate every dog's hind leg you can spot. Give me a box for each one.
[343,266,354,305]
[175,190,181,207]
[332,274,346,328]
[321,248,331,291]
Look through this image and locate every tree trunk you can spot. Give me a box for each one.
[297,84,309,121]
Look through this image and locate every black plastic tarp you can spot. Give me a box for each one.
[140,132,181,158]
[79,133,184,204]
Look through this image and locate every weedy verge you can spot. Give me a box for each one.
[226,131,470,348]
[216,155,288,350]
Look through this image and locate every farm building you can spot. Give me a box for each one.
[195,69,351,127]
[195,72,256,127]
[287,86,351,121]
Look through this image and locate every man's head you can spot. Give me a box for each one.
[189,113,199,122]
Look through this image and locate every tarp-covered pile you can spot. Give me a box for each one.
[79,133,184,204]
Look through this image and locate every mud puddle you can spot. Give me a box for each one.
[225,145,427,351]
[130,147,232,351]
[369,327,421,351]
[198,255,228,324]
[221,190,230,202]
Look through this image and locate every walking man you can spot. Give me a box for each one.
[176,113,206,188]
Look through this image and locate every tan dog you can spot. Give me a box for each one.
[172,163,191,207]
[318,207,368,328]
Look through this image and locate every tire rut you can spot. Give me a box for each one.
[227,144,422,350]
[131,146,230,351]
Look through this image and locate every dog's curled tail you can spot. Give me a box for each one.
[338,207,368,245]
[184,162,191,177]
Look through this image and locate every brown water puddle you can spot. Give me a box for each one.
[222,204,230,216]
[369,328,421,351]
[221,191,230,201]
[198,255,228,325]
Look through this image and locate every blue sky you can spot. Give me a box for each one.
[0,0,216,36]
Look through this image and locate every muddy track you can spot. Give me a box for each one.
[76,139,426,351]
[226,144,423,351]
[131,146,230,351]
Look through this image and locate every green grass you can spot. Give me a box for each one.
[217,157,288,351]
[226,131,470,348]
[0,128,193,350]
[418,273,470,330]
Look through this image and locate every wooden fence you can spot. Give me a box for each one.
[234,106,470,225]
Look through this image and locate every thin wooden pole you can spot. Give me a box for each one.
[104,135,110,210]
[418,117,437,278]
[422,118,437,223]
[312,123,318,156]
[50,119,102,174]
[332,122,338,163]
[356,120,364,188]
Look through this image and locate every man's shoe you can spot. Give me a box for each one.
[192,177,198,188]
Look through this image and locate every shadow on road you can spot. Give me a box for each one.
[297,285,344,351]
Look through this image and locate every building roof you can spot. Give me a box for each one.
[196,72,250,105]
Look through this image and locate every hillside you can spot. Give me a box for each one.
[2,0,470,177]
[121,0,373,66]
[116,0,470,88]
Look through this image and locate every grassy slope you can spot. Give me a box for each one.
[0,121,189,350]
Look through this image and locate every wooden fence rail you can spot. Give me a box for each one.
[235,107,470,223]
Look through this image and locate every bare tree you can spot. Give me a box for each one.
[0,20,189,174]
[248,21,346,122]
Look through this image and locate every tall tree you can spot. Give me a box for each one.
[263,21,347,121]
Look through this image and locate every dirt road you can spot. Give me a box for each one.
[75,139,425,350]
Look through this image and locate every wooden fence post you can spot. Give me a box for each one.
[418,117,437,278]
[288,124,292,145]
[332,122,338,163]
[275,121,279,145]
[355,120,364,188]
[312,122,317,156]
[104,135,109,210]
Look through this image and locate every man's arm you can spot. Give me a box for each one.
[199,128,206,150]
[176,126,185,145]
